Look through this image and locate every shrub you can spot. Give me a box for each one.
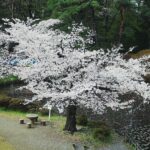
[93,126,111,141]
[87,120,108,128]
[26,103,39,113]
[0,95,10,107]
[8,98,23,110]
[0,93,40,112]
[76,114,88,126]
[39,108,49,116]
[0,94,27,111]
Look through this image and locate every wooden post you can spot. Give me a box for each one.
[19,119,24,124]
[48,105,52,121]
[41,120,46,126]
[27,123,32,128]
[49,109,52,121]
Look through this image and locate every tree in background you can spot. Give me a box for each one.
[0,0,47,20]
[0,0,149,50]
[136,0,150,50]
[47,0,150,51]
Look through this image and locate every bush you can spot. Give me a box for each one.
[39,108,49,116]
[8,98,23,110]
[87,120,108,128]
[26,103,39,113]
[76,114,88,126]
[93,126,111,141]
[0,94,27,111]
[0,95,11,107]
[0,93,40,112]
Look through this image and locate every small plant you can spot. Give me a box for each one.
[87,120,111,141]
[93,126,111,141]
[76,114,88,126]
[87,120,108,128]
[0,95,10,107]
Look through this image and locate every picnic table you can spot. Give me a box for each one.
[26,114,38,124]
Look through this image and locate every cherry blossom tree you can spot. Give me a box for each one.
[0,18,149,132]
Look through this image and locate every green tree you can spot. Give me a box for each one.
[0,0,47,20]
[137,0,150,49]
[47,0,150,51]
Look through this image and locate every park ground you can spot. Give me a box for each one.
[0,109,134,150]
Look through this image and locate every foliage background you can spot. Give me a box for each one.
[0,0,150,51]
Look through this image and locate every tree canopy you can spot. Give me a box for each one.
[0,18,149,114]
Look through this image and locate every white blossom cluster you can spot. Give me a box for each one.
[0,18,149,113]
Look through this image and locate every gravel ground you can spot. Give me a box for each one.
[0,117,74,150]
[0,117,129,150]
[100,140,129,150]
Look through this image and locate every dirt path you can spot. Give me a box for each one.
[0,117,129,150]
[0,117,74,150]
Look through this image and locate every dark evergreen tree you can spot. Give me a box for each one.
[47,0,149,51]
[0,0,47,20]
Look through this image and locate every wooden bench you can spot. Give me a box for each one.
[27,122,32,128]
[41,120,46,126]
[19,119,25,124]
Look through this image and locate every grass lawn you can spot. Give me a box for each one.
[0,136,15,150]
[0,108,27,120]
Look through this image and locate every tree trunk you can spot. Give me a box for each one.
[64,105,77,133]
[90,6,98,46]
[28,0,33,18]
[119,6,126,43]
[104,0,109,46]
[11,0,14,18]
